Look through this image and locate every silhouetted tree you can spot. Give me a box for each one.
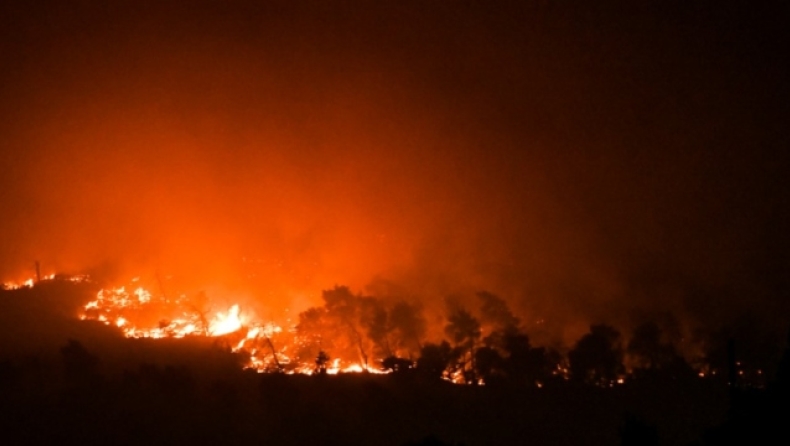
[477,291,519,334]
[295,306,330,365]
[360,297,391,358]
[474,346,504,385]
[295,286,374,369]
[628,322,666,370]
[315,350,330,375]
[296,286,429,371]
[445,308,481,348]
[388,301,427,358]
[323,286,371,368]
[704,317,783,387]
[416,341,455,381]
[477,291,523,357]
[381,355,413,375]
[445,307,481,383]
[628,321,694,380]
[569,324,624,385]
[502,332,553,385]
[190,290,211,335]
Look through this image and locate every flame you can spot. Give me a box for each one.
[2,273,90,290]
[8,274,394,377]
[209,304,243,336]
[3,272,728,385]
[81,283,222,338]
[1,278,34,290]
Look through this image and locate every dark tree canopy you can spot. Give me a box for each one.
[416,341,455,381]
[477,291,519,334]
[628,321,694,381]
[569,324,624,385]
[445,308,481,349]
[502,332,554,385]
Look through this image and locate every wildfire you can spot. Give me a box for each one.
[2,278,36,290]
[209,304,243,336]
[5,272,738,386]
[77,279,377,375]
[80,284,250,340]
[2,273,89,290]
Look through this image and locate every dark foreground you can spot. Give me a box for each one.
[1,336,754,446]
[1,283,787,445]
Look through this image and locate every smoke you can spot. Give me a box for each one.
[1,1,787,347]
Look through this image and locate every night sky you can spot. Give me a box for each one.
[1,1,787,343]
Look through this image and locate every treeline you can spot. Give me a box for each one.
[288,286,787,388]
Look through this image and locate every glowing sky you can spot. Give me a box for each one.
[1,1,787,340]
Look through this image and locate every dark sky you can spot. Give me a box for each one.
[1,1,787,342]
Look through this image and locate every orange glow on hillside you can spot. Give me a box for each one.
[78,279,384,375]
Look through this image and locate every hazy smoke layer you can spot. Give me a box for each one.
[1,1,787,343]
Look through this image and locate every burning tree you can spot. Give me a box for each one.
[569,324,625,386]
[387,301,427,358]
[416,341,456,381]
[444,306,482,384]
[294,286,375,370]
[295,285,428,373]
[477,291,520,336]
